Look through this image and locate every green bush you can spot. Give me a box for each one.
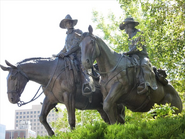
[29,104,185,139]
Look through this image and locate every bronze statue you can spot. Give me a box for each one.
[53,14,93,97]
[119,17,157,95]
[77,25,182,125]
[0,58,110,136]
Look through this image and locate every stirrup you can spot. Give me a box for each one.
[82,83,92,96]
[137,82,149,95]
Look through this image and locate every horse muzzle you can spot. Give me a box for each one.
[8,91,20,104]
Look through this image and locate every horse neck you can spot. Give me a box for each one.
[18,60,55,85]
[96,38,120,72]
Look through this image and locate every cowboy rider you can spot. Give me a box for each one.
[53,14,92,95]
[119,17,158,94]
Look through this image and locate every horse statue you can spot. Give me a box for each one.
[76,25,182,124]
[0,57,111,136]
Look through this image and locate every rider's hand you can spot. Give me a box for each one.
[59,53,66,58]
[123,52,128,55]
[52,54,58,57]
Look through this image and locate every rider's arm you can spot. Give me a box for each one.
[126,45,139,55]
[63,29,82,57]
[57,46,67,56]
[126,35,143,55]
[63,44,80,56]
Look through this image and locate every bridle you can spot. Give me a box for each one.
[80,33,125,75]
[8,66,29,96]
[7,66,40,107]
[16,58,59,107]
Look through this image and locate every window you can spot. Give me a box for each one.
[16,112,19,115]
[20,112,22,114]
[23,112,26,114]
[38,111,40,113]
[34,111,36,114]
[20,116,22,118]
[31,111,33,114]
[27,116,29,118]
[27,112,29,114]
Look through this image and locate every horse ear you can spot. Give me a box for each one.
[0,65,11,71]
[75,32,82,39]
[5,60,17,69]
[88,25,93,35]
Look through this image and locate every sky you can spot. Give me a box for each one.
[0,0,123,130]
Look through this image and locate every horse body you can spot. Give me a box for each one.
[0,57,109,136]
[78,26,182,124]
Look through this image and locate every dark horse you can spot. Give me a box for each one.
[0,57,110,136]
[77,25,182,124]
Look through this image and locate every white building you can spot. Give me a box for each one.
[15,104,62,136]
[0,124,6,139]
[6,120,36,139]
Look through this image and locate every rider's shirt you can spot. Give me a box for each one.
[128,30,148,59]
[63,28,83,52]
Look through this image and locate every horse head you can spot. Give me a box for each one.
[76,25,100,69]
[0,60,29,104]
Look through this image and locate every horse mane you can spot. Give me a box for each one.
[17,57,54,65]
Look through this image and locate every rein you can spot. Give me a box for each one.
[17,58,59,107]
[17,86,42,107]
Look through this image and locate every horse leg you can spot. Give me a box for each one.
[97,108,110,124]
[117,103,125,124]
[103,82,125,124]
[39,96,57,136]
[63,92,75,130]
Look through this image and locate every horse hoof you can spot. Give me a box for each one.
[49,131,55,136]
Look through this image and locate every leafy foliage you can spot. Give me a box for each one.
[50,106,104,134]
[29,104,185,139]
[29,1,185,138]
[92,0,185,95]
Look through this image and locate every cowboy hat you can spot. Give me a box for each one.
[59,14,78,29]
[119,17,139,30]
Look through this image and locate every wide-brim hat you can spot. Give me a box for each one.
[59,14,78,29]
[119,17,139,30]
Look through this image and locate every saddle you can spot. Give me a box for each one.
[129,55,168,95]
[62,54,80,84]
